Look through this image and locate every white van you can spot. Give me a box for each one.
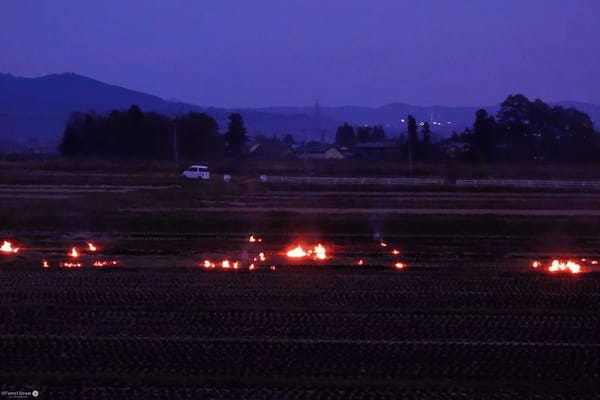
[181,165,210,180]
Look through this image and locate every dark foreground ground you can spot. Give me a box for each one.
[1,168,600,399]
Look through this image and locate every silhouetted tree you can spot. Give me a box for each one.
[283,134,295,146]
[420,121,432,161]
[224,113,247,157]
[471,109,496,162]
[371,125,386,142]
[407,115,418,164]
[335,123,356,147]
[356,126,372,143]
[58,106,222,162]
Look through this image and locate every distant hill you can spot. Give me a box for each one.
[1,72,599,153]
[0,73,316,152]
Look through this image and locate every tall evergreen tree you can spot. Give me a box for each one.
[407,115,418,164]
[420,121,432,161]
[471,109,496,162]
[224,113,247,157]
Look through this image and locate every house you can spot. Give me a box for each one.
[298,142,345,160]
[247,139,296,160]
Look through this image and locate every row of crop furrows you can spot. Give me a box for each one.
[10,386,600,400]
[1,273,599,312]
[0,337,599,381]
[1,307,598,344]
[12,386,600,400]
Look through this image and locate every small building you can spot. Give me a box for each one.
[247,140,296,160]
[298,142,345,160]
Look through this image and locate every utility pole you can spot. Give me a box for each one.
[173,121,179,168]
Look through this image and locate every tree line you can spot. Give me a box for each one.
[59,105,247,162]
[60,94,599,165]
[454,94,599,163]
[334,94,599,164]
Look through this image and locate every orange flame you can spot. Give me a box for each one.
[287,246,307,258]
[394,262,405,270]
[380,242,388,247]
[69,247,79,258]
[60,261,82,268]
[259,252,266,261]
[313,244,327,260]
[87,242,98,252]
[357,259,364,266]
[548,259,581,274]
[392,249,400,255]
[249,235,257,243]
[1,240,19,254]
[42,260,50,268]
[92,260,119,267]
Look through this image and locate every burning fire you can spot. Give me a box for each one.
[285,244,329,261]
[60,261,83,268]
[548,260,581,274]
[92,260,119,267]
[357,259,364,266]
[201,259,242,270]
[394,262,405,270]
[380,242,388,247]
[87,242,98,252]
[287,246,307,258]
[69,247,79,258]
[248,235,262,243]
[532,259,582,274]
[392,249,400,255]
[314,244,326,260]
[42,260,50,268]
[1,241,19,254]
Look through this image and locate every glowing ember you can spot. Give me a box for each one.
[42,260,50,268]
[249,264,255,270]
[287,246,307,258]
[270,265,276,270]
[548,259,581,274]
[92,260,119,267]
[380,242,388,247]
[394,262,405,270]
[1,241,19,254]
[392,249,400,255]
[249,235,263,243]
[202,260,215,269]
[532,261,541,269]
[60,261,83,268]
[68,247,79,258]
[87,242,98,252]
[592,260,598,265]
[357,259,364,266]
[221,260,231,269]
[259,252,266,261]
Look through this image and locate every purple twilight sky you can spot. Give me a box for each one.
[1,0,599,108]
